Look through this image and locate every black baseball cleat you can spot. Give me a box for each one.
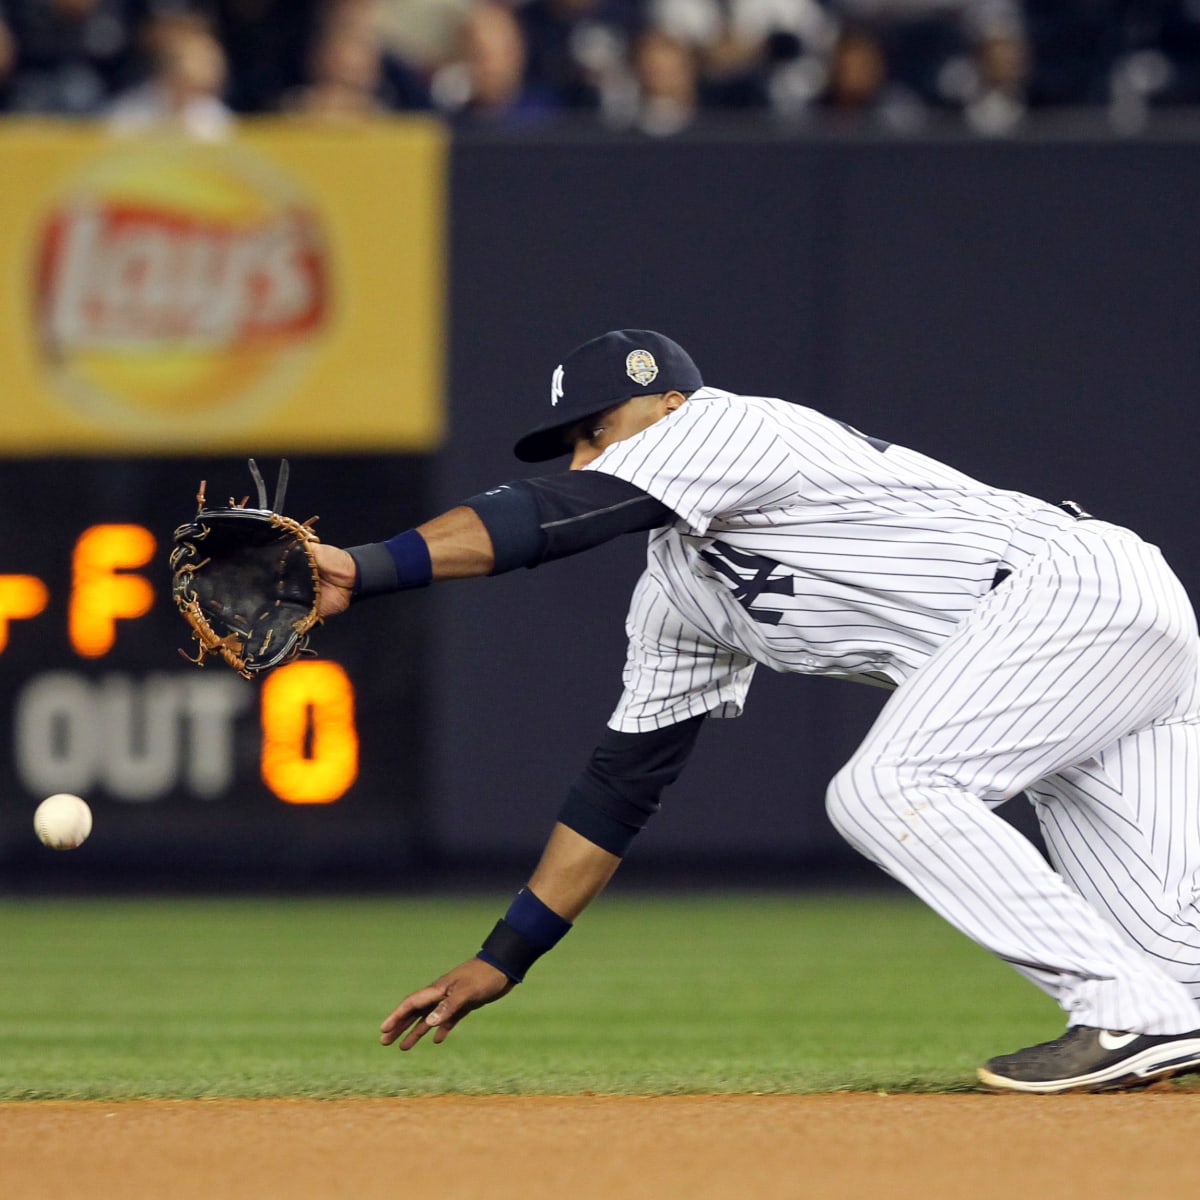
[978,1025,1200,1094]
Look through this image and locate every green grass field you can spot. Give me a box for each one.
[0,892,1062,1100]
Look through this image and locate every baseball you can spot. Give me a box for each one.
[33,793,93,851]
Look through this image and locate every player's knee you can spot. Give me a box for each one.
[825,757,893,849]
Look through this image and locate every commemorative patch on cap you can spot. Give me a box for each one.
[514,329,701,463]
[625,349,659,386]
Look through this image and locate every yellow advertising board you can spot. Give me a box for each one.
[0,118,446,454]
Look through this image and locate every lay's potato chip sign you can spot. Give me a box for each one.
[0,121,445,453]
[35,149,330,426]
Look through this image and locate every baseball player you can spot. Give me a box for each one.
[313,329,1200,1094]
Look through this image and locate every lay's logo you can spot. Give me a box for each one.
[39,203,324,349]
[32,142,331,434]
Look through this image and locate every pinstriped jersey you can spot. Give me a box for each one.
[584,387,1059,732]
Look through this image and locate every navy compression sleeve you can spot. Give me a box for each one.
[344,473,674,597]
[463,473,676,574]
[557,716,706,856]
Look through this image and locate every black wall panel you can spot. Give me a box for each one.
[432,135,1200,875]
[5,133,1198,887]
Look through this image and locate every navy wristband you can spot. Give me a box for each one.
[476,887,572,982]
[345,529,432,600]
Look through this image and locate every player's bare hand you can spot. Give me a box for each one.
[312,543,356,618]
[380,958,515,1050]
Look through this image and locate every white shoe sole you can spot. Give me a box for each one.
[977,1037,1200,1094]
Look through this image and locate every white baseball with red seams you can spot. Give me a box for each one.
[34,793,93,851]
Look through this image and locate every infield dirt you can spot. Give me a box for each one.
[1,1091,1196,1199]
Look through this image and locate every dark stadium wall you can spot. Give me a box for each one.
[4,134,1197,889]
[432,135,1200,874]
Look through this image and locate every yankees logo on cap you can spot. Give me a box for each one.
[514,329,702,462]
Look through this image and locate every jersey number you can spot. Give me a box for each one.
[699,541,794,625]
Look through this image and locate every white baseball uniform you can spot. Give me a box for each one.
[584,387,1200,1034]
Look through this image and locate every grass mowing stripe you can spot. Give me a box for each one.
[0,894,1059,1098]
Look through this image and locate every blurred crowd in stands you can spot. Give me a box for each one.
[0,0,1198,138]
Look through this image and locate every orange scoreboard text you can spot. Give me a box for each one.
[3,524,358,805]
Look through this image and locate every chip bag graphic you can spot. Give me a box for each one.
[34,141,330,435]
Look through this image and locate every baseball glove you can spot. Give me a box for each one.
[170,459,322,678]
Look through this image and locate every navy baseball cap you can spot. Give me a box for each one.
[513,329,703,462]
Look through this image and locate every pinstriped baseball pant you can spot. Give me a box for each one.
[825,518,1200,1034]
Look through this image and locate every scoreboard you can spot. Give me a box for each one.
[0,120,449,887]
[0,456,432,886]
[9,519,358,806]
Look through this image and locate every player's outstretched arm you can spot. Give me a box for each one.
[380,824,622,1050]
[315,473,676,619]
[314,505,496,618]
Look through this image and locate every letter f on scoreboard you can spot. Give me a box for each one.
[69,524,156,657]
